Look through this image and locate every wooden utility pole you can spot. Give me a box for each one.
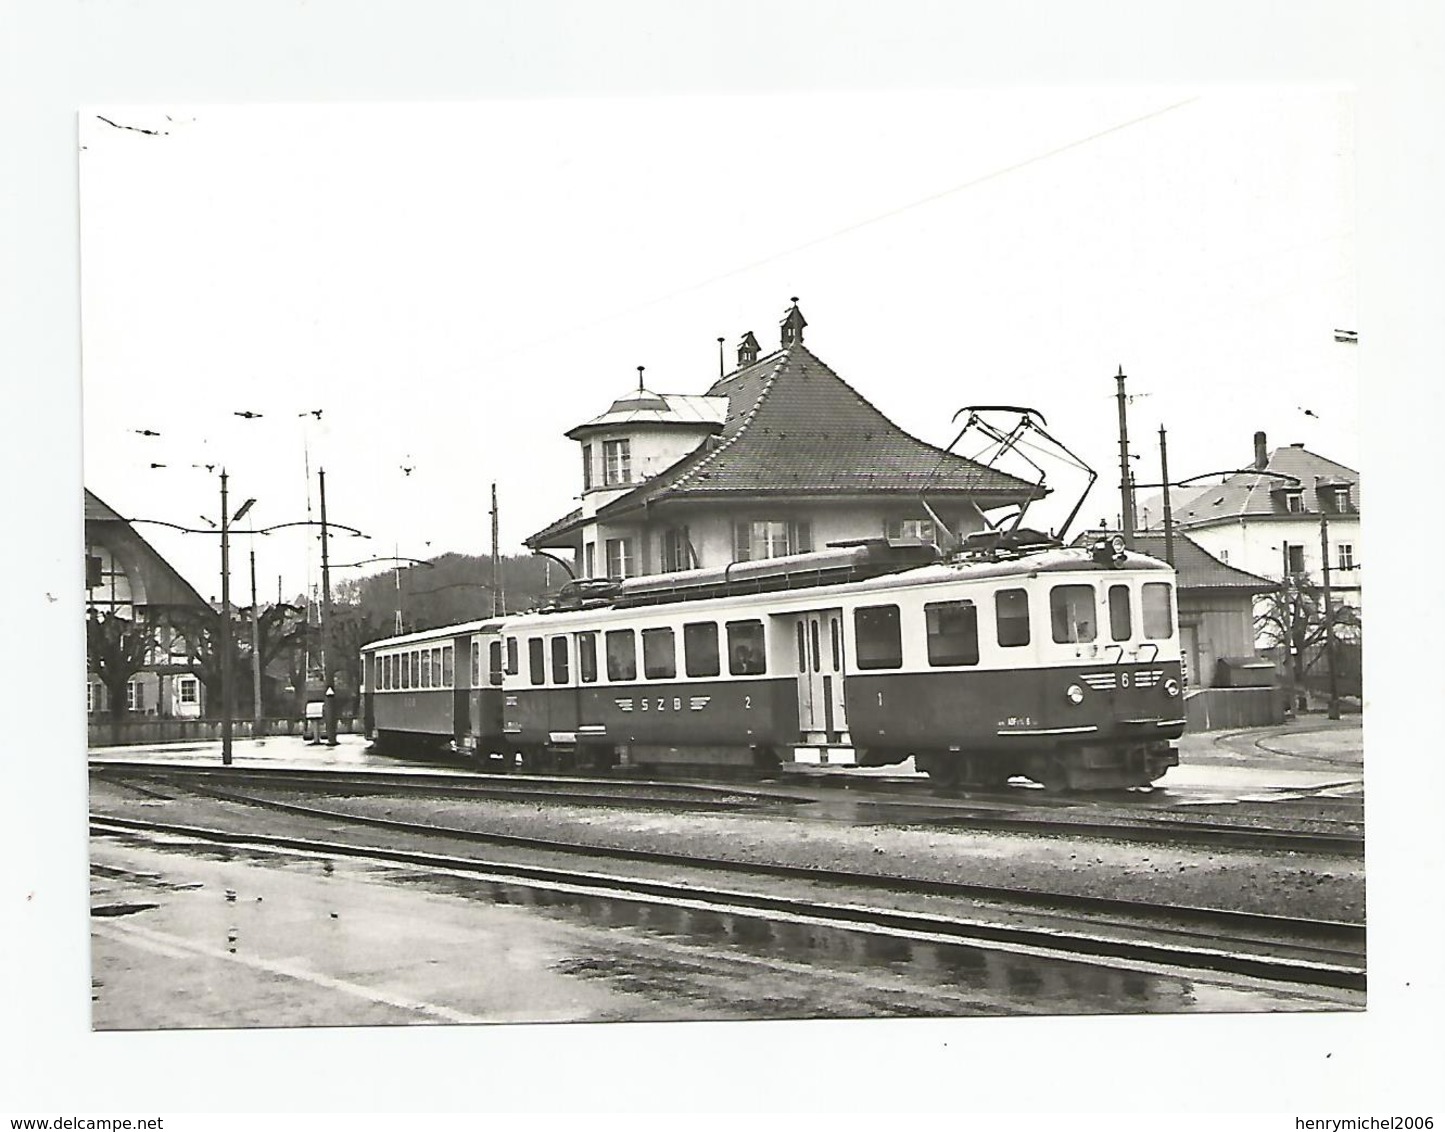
[1320,513,1341,720]
[1114,366,1136,547]
[1159,424,1175,566]
[490,482,501,616]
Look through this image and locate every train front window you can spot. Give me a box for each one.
[1143,582,1175,639]
[1108,584,1132,642]
[578,632,598,683]
[642,627,676,680]
[726,620,766,675]
[528,638,545,686]
[855,605,902,670]
[550,636,569,684]
[470,641,480,687]
[684,622,720,678]
[489,640,503,686]
[995,589,1030,647]
[1050,585,1097,644]
[925,600,979,666]
[505,637,518,676]
[606,629,636,681]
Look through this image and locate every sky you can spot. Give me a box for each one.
[79,89,1356,602]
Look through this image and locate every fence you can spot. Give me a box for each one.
[88,716,362,747]
[1183,687,1286,732]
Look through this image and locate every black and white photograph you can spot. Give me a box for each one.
[7,0,1443,1120]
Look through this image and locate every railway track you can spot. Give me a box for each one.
[91,761,1365,856]
[90,785,1365,993]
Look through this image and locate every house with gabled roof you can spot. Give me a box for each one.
[85,488,210,719]
[526,301,1039,578]
[1140,430,1361,610]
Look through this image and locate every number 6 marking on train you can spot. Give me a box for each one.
[1121,672,1131,688]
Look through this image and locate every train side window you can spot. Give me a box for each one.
[470,640,480,687]
[578,632,598,683]
[442,645,454,688]
[925,600,979,666]
[1142,582,1175,639]
[505,637,518,676]
[549,637,568,684]
[401,652,411,690]
[683,622,720,678]
[411,649,422,687]
[855,605,902,669]
[528,638,545,686]
[488,640,503,686]
[605,629,636,681]
[422,649,433,689]
[1108,584,1132,641]
[642,627,676,680]
[1051,584,1097,643]
[726,620,766,675]
[995,589,1030,646]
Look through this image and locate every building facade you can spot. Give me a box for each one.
[526,302,1039,576]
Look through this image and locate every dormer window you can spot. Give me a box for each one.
[1332,486,1351,512]
[603,439,631,486]
[1284,490,1304,513]
[581,443,594,491]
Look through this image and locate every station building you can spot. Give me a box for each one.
[526,301,1039,576]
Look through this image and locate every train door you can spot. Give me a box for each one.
[547,633,580,739]
[574,630,605,744]
[451,633,470,749]
[791,610,848,743]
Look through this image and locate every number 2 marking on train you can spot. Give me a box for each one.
[744,695,752,709]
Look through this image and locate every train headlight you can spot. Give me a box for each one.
[1163,678,1180,698]
[1110,535,1126,554]
[1066,683,1085,705]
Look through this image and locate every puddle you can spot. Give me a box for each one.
[92,902,160,917]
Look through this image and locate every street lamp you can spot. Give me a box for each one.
[219,472,255,766]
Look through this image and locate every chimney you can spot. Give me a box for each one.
[1253,430,1268,470]
[737,331,760,368]
[780,297,807,347]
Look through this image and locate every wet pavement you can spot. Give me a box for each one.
[90,828,1353,1029]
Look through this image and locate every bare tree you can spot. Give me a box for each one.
[86,610,156,736]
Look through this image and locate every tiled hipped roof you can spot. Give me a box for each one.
[1126,533,1273,591]
[1168,446,1360,527]
[596,344,1035,519]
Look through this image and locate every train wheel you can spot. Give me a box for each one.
[917,753,961,789]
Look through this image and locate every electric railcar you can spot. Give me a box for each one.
[360,532,1185,790]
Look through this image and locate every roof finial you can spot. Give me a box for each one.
[717,337,724,378]
[780,297,807,347]
[637,365,645,393]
